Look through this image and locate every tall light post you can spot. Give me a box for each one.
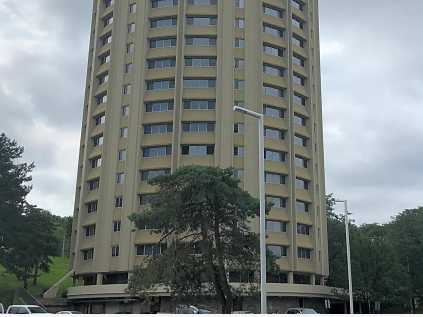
[233,105,266,314]
[335,199,354,314]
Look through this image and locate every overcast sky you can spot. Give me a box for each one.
[0,0,422,224]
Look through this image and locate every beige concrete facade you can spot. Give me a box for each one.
[69,0,329,307]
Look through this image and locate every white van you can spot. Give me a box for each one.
[0,303,5,314]
[6,305,48,314]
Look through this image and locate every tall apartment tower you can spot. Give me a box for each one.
[69,0,331,313]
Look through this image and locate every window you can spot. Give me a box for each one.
[84,224,96,237]
[118,149,127,161]
[88,178,100,191]
[264,149,285,162]
[188,0,216,5]
[234,0,244,8]
[292,34,305,48]
[296,177,309,190]
[234,38,245,48]
[148,58,176,69]
[143,145,172,158]
[293,54,305,67]
[150,37,177,48]
[187,16,217,26]
[234,18,245,28]
[267,272,288,284]
[298,247,312,259]
[152,0,178,8]
[112,245,120,257]
[264,127,285,140]
[293,73,306,86]
[103,13,113,26]
[122,105,129,117]
[87,201,98,213]
[233,169,244,180]
[97,72,109,85]
[116,173,125,184]
[294,134,307,147]
[267,245,287,258]
[136,244,163,256]
[115,196,124,208]
[266,195,287,208]
[113,220,121,232]
[264,105,284,118]
[294,113,307,126]
[122,84,132,95]
[296,200,309,212]
[292,16,305,29]
[141,169,171,181]
[234,58,245,69]
[266,220,287,233]
[293,93,307,106]
[127,42,135,54]
[128,23,136,33]
[94,113,106,126]
[129,3,137,13]
[265,172,286,184]
[263,85,284,97]
[144,123,173,134]
[263,64,285,77]
[90,156,102,168]
[99,52,111,66]
[100,33,112,47]
[295,155,308,168]
[120,127,128,138]
[263,43,283,56]
[291,0,304,11]
[183,99,215,110]
[181,145,215,156]
[104,0,114,8]
[150,17,177,28]
[82,248,94,261]
[233,146,245,157]
[182,122,215,133]
[124,63,134,73]
[146,79,175,90]
[96,91,108,105]
[234,79,245,90]
[93,134,104,146]
[297,223,311,235]
[263,24,284,38]
[185,36,216,47]
[234,123,244,134]
[185,57,216,67]
[184,78,216,88]
[139,193,156,206]
[146,100,174,112]
[263,4,283,18]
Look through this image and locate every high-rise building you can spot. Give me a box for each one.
[69,0,332,313]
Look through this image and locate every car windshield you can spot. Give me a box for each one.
[302,308,318,314]
[28,307,47,313]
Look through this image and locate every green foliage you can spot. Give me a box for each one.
[326,194,420,312]
[128,166,276,313]
[0,133,60,289]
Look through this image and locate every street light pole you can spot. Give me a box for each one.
[233,105,267,314]
[335,199,354,314]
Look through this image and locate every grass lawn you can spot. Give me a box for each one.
[0,257,72,305]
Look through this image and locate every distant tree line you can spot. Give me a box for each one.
[326,194,423,313]
[0,133,72,289]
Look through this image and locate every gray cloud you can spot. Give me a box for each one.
[0,0,422,223]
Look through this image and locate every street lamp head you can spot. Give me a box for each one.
[233,105,263,119]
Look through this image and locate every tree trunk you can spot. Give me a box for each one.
[33,265,38,286]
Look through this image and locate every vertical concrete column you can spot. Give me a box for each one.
[96,273,103,285]
[311,274,316,285]
[288,271,294,284]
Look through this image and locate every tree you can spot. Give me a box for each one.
[0,133,59,288]
[128,166,276,313]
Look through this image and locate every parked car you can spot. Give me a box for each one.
[285,308,319,314]
[176,305,211,314]
[231,311,253,314]
[0,303,5,314]
[6,305,49,314]
[56,311,82,314]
